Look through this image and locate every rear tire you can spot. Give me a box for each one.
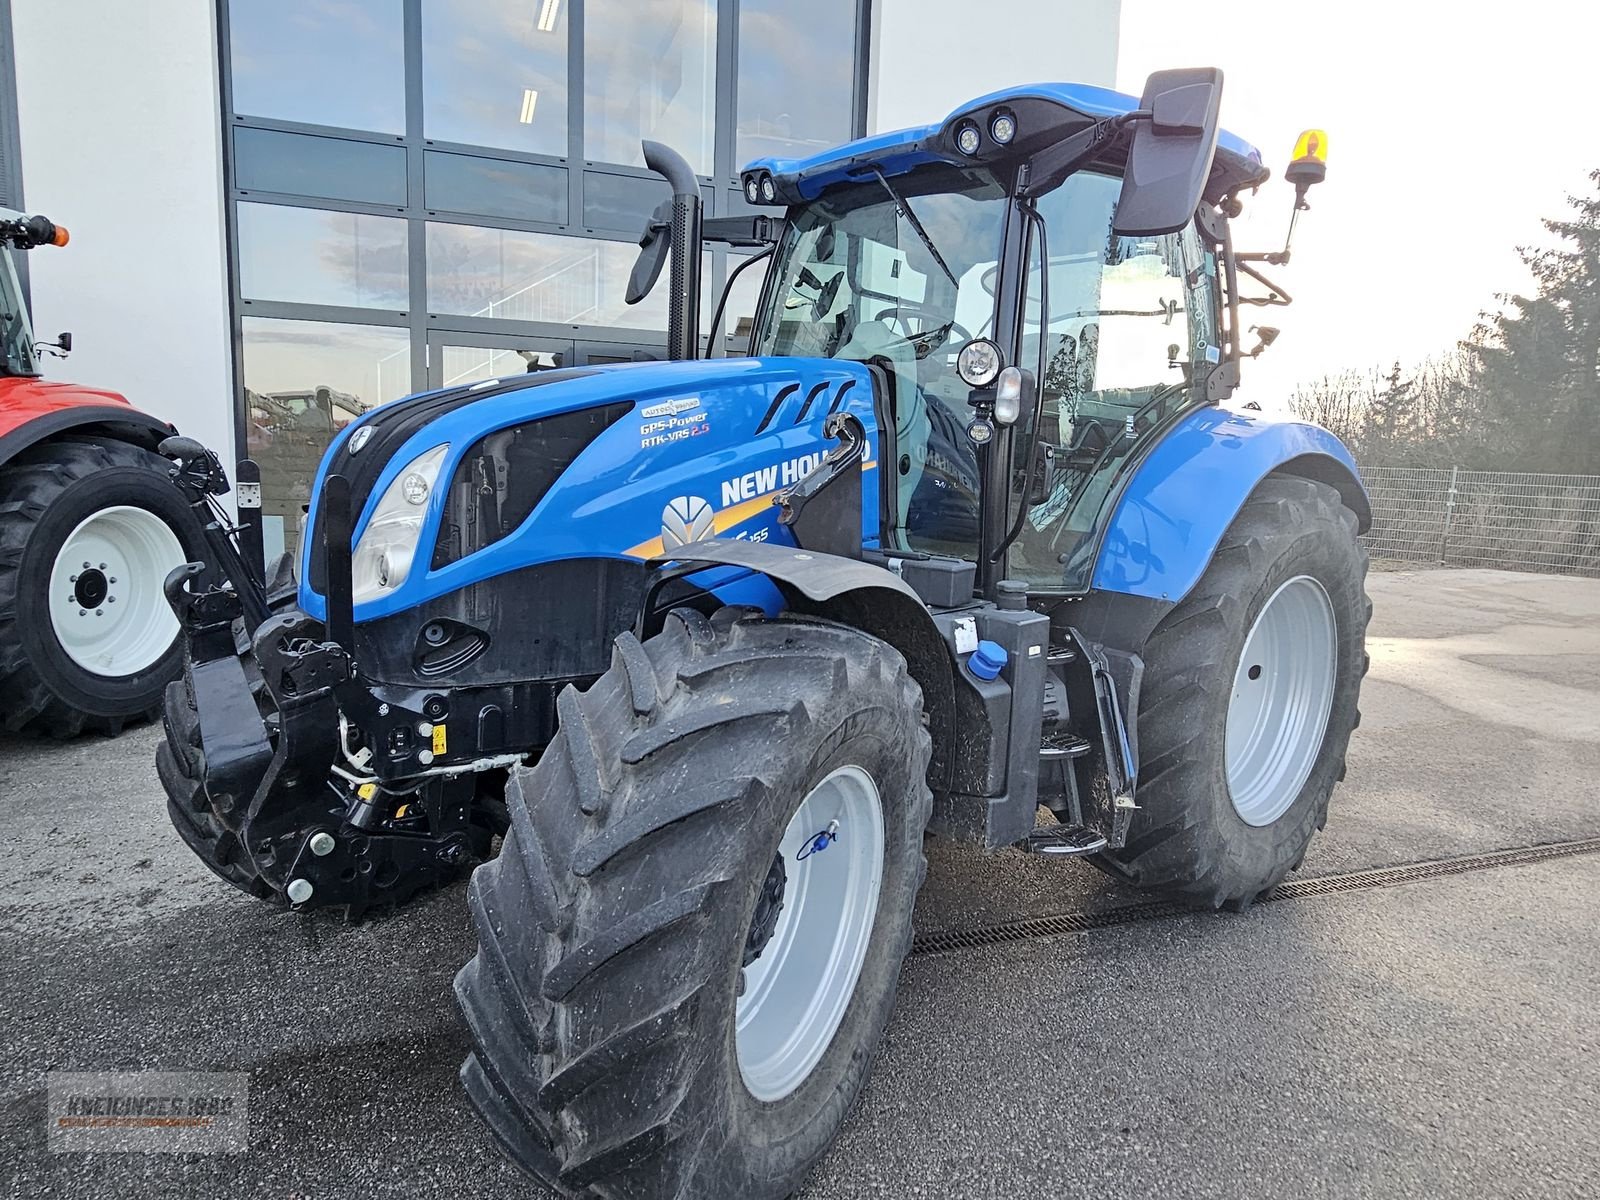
[456,607,932,1199]
[0,438,203,736]
[1094,474,1370,909]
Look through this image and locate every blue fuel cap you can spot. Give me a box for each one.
[968,640,1007,681]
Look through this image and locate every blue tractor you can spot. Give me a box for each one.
[157,69,1367,1198]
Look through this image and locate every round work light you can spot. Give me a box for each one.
[956,338,1003,387]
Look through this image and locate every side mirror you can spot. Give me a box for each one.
[626,199,673,305]
[57,331,72,353]
[1112,67,1223,237]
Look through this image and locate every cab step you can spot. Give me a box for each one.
[1040,731,1093,761]
[1026,823,1109,856]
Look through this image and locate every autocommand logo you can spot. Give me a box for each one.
[639,397,702,419]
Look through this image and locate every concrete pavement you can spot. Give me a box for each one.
[2,568,1596,1198]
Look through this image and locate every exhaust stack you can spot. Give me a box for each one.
[637,141,702,361]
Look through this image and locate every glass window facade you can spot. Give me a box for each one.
[234,127,408,206]
[237,204,409,310]
[221,0,866,518]
[241,317,412,556]
[228,0,405,133]
[735,0,857,164]
[584,0,719,175]
[422,0,570,155]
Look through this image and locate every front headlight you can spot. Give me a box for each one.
[350,444,448,604]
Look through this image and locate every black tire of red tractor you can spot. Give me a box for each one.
[0,437,205,736]
[1092,474,1371,910]
[455,606,933,1199]
[156,678,275,901]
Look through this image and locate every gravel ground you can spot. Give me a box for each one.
[1,567,1596,1198]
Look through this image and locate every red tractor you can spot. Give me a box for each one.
[0,208,204,735]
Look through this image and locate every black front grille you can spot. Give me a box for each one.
[431,402,632,570]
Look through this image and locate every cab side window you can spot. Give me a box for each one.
[1007,173,1220,590]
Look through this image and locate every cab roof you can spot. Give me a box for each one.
[742,81,1269,205]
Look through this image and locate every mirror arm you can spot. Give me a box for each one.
[1020,111,1146,200]
[1237,189,1311,266]
[1234,259,1294,307]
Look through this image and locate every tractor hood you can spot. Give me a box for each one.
[299,357,882,623]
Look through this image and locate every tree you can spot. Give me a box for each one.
[1461,168,1600,473]
[1361,361,1421,461]
[1290,170,1600,474]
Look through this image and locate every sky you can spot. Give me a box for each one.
[1115,0,1600,408]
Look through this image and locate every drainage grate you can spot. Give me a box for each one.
[910,836,1600,958]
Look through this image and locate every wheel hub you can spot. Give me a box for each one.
[735,764,886,1102]
[48,505,184,677]
[73,567,109,610]
[1225,575,1339,826]
[743,852,787,967]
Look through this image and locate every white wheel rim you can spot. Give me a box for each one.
[47,505,184,677]
[1225,575,1338,827]
[736,764,885,1102]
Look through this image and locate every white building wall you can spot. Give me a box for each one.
[10,0,235,467]
[868,0,1121,133]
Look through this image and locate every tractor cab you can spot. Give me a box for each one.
[639,73,1313,601]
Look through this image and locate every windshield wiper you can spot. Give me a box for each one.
[868,167,958,290]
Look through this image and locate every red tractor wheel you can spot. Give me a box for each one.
[0,437,204,736]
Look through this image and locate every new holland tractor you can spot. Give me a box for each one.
[156,70,1368,1198]
[0,208,204,735]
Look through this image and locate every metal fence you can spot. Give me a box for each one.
[1360,466,1600,576]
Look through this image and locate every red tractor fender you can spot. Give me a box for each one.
[0,376,178,467]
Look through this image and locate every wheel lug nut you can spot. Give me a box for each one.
[98,562,107,570]
[78,609,86,617]
[69,574,78,582]
[95,609,103,616]
[109,577,117,584]
[82,561,90,569]
[107,597,115,604]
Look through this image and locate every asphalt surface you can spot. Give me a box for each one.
[2,568,1597,1199]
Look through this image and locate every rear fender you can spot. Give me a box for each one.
[1092,406,1368,604]
[648,538,957,791]
[0,403,173,470]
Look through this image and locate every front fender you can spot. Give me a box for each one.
[651,538,957,791]
[1092,406,1368,603]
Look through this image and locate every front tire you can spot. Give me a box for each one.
[1095,474,1370,909]
[456,607,932,1199]
[0,438,203,736]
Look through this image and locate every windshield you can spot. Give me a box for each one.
[753,166,1009,555]
[0,247,39,377]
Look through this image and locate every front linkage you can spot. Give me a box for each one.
[158,440,504,918]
